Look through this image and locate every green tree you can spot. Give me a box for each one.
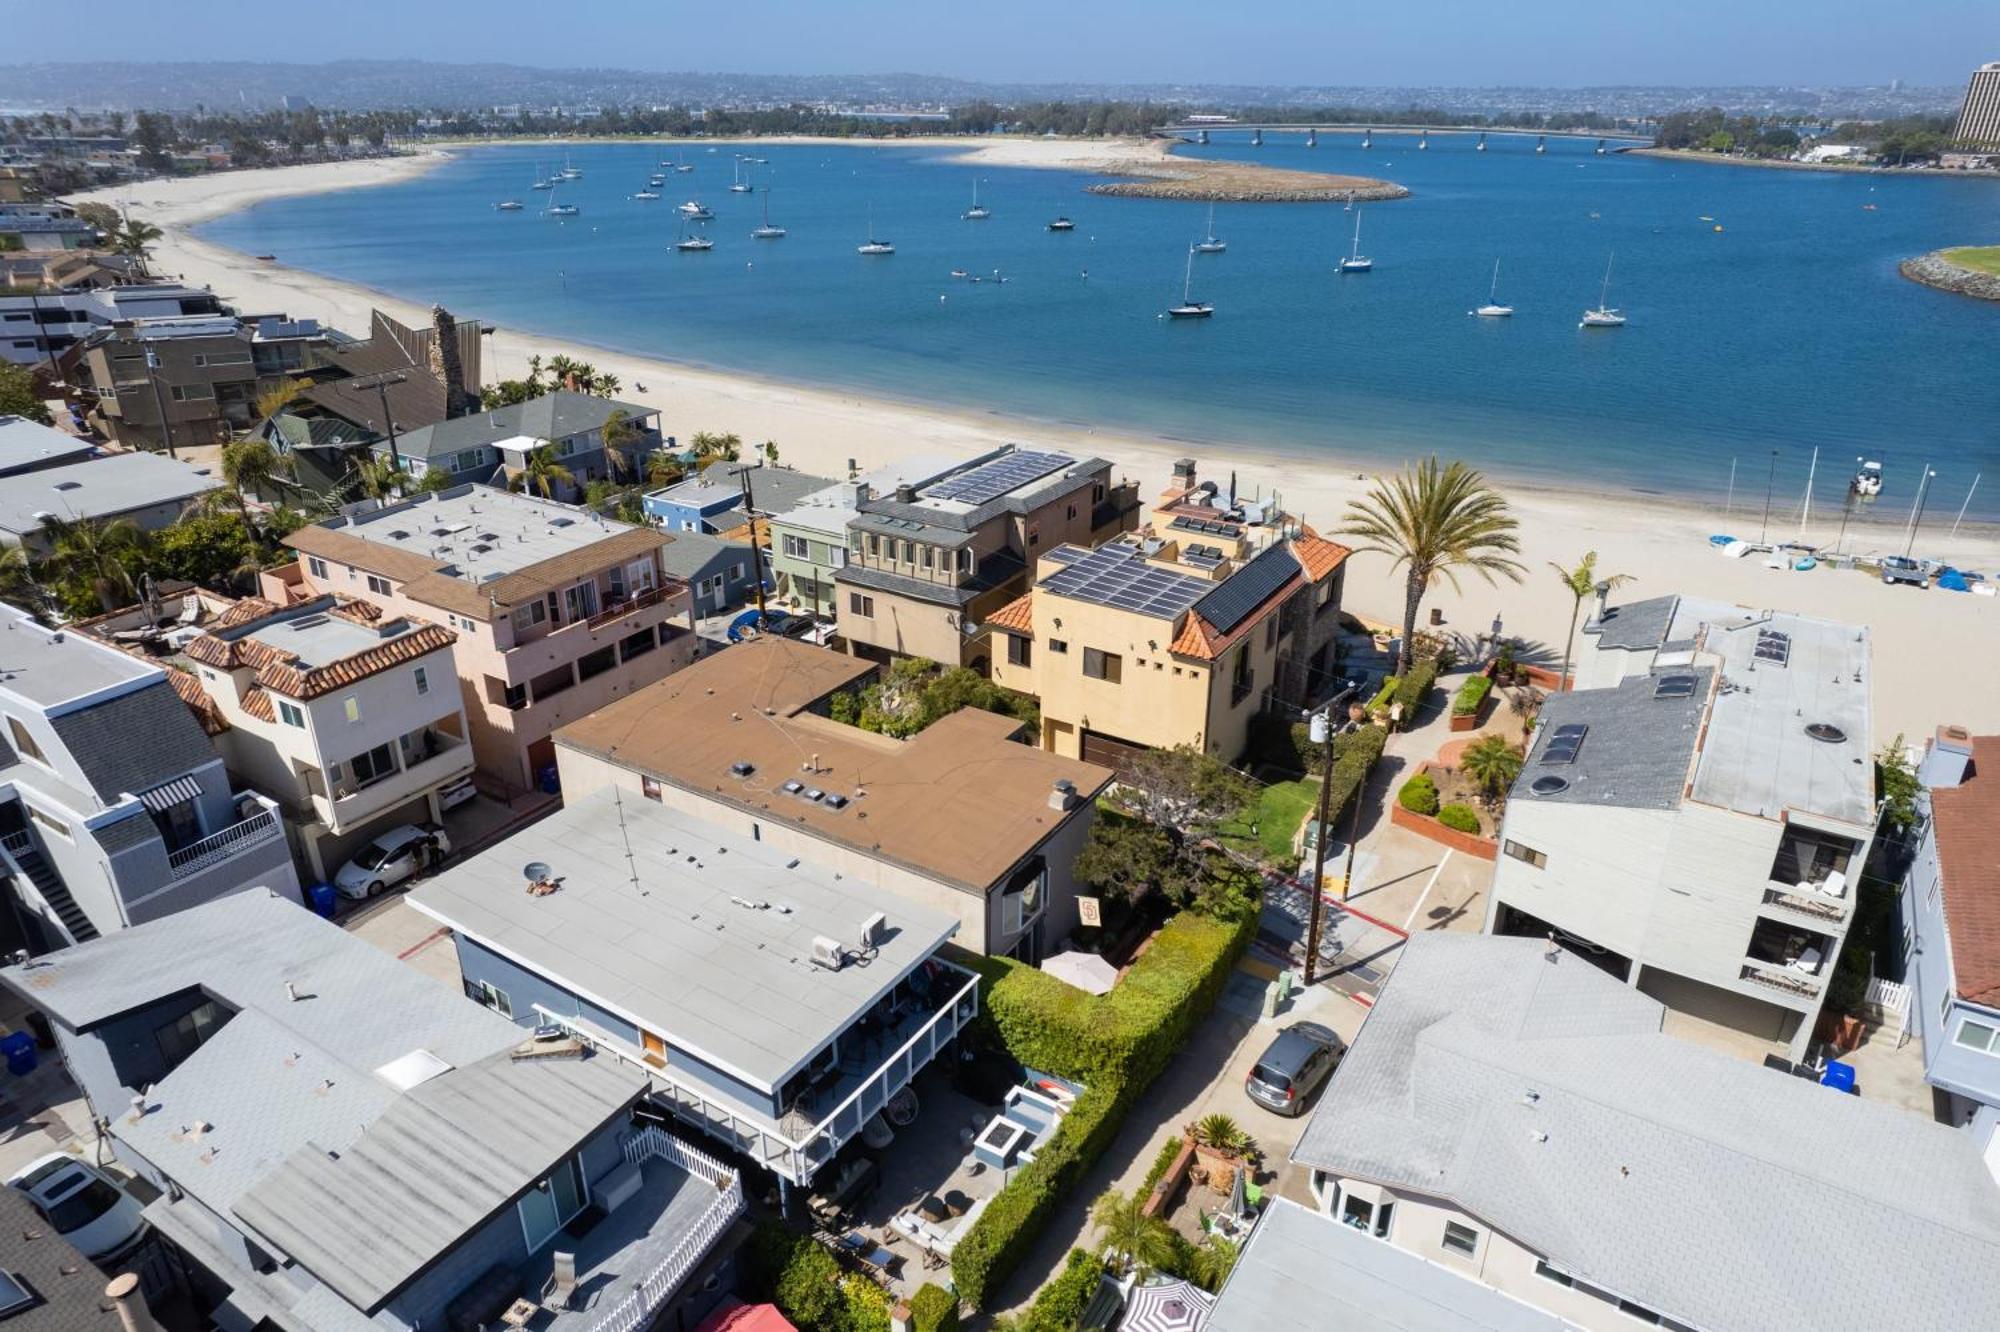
[0,546,45,618]
[1703,130,1736,153]
[1337,458,1524,675]
[599,408,645,482]
[646,451,686,488]
[351,455,404,501]
[690,430,742,464]
[1076,745,1256,914]
[412,466,454,493]
[1877,736,1922,833]
[761,439,780,465]
[220,438,281,505]
[520,444,574,499]
[252,375,309,422]
[1459,734,1525,806]
[133,112,174,171]
[38,515,143,614]
[1088,1188,1177,1281]
[152,510,263,591]
[1185,1234,1239,1293]
[0,363,51,425]
[73,202,121,240]
[109,217,165,273]
[1548,550,1633,690]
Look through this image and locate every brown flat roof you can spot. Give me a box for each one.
[557,637,1113,893]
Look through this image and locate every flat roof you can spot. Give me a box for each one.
[238,608,416,669]
[650,463,837,515]
[0,416,95,475]
[556,636,1114,894]
[1036,540,1212,622]
[769,456,964,536]
[410,789,959,1092]
[854,445,1107,533]
[0,451,219,536]
[0,604,162,710]
[1511,668,1711,811]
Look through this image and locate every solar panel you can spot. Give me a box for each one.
[922,451,1071,505]
[1653,674,1697,699]
[1753,629,1791,666]
[1038,542,1210,619]
[1192,543,1297,635]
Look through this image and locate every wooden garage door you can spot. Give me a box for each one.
[1081,729,1150,778]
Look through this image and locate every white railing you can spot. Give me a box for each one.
[1866,976,1913,1048]
[1740,959,1824,1000]
[167,804,281,878]
[587,1127,745,1332]
[1760,887,1848,926]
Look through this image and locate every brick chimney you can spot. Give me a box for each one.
[429,304,474,420]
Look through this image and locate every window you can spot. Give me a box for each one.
[957,548,973,574]
[782,534,809,559]
[546,591,561,624]
[278,700,305,728]
[347,741,398,787]
[556,438,577,456]
[154,998,226,1070]
[921,545,934,571]
[343,697,361,724]
[27,807,69,840]
[6,717,43,763]
[849,592,875,617]
[1503,839,1548,869]
[731,563,746,582]
[577,645,617,681]
[1338,1192,1393,1239]
[1265,616,1278,649]
[413,666,430,696]
[1048,638,1068,654]
[1083,648,1121,682]
[1007,634,1032,668]
[1441,1221,1480,1258]
[867,534,880,556]
[365,574,392,595]
[641,774,663,802]
[168,383,214,401]
[564,580,600,623]
[1231,646,1252,703]
[465,977,513,1018]
[503,682,527,710]
[620,627,656,661]
[1067,503,1077,520]
[1617,1300,1664,1326]
[900,540,916,565]
[0,1269,38,1318]
[511,601,547,634]
[306,555,329,579]
[1000,858,1046,939]
[1955,1019,2000,1055]
[1535,1260,1574,1288]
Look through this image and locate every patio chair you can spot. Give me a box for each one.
[541,1252,579,1311]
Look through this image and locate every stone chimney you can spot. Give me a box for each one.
[104,1274,162,1332]
[1172,458,1197,489]
[429,304,474,420]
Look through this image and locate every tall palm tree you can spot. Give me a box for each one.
[1088,1188,1177,1281]
[1459,734,1525,807]
[1338,458,1525,675]
[520,443,574,499]
[352,454,403,501]
[220,438,280,506]
[1549,551,1633,690]
[111,218,164,273]
[38,515,142,613]
[645,451,685,489]
[0,545,45,617]
[599,409,643,482]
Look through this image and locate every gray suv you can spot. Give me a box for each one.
[1245,1021,1345,1116]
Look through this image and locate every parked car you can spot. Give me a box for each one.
[1245,1020,1345,1117]
[437,775,478,813]
[8,1155,148,1262]
[760,612,819,639]
[1880,555,1930,588]
[334,823,451,900]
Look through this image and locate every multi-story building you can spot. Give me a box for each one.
[412,789,977,1197]
[71,313,334,451]
[380,392,662,500]
[554,635,1113,959]
[765,457,957,617]
[1277,933,2000,1332]
[278,486,697,790]
[988,460,1350,768]
[833,445,1140,671]
[643,463,835,536]
[0,283,223,368]
[1956,61,2000,147]
[0,203,93,253]
[1898,726,2000,1142]
[1485,593,1875,1060]
[171,595,473,880]
[0,605,295,951]
[0,892,747,1332]
[0,450,220,556]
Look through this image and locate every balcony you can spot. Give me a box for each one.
[1740,959,1825,1000]
[325,734,472,829]
[167,795,285,879]
[1768,827,1861,890]
[1760,886,1850,928]
[1740,917,1832,1003]
[533,959,981,1186]
[586,583,673,632]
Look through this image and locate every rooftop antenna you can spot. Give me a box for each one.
[613,786,644,896]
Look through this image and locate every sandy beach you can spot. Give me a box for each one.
[76,147,2000,742]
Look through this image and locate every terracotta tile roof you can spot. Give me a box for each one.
[1930,736,2000,1006]
[185,602,458,702]
[1293,527,1353,582]
[1170,560,1304,664]
[241,685,276,723]
[166,668,230,735]
[215,597,280,628]
[987,592,1034,634]
[1170,612,1222,661]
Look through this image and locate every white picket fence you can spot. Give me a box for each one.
[585,1129,744,1332]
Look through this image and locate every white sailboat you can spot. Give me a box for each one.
[543,184,578,218]
[558,154,582,180]
[858,205,894,255]
[673,155,694,174]
[1338,207,1372,273]
[1474,260,1513,317]
[674,217,713,252]
[1194,203,1226,253]
[752,190,786,239]
[1579,253,1626,327]
[963,177,990,220]
[1166,246,1213,319]
[729,157,753,193]
[531,162,554,191]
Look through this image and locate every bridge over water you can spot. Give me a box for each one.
[1156,122,1657,154]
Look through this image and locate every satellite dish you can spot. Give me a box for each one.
[524,861,552,883]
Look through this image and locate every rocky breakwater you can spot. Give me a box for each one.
[1086,157,1409,203]
[1900,249,2000,302]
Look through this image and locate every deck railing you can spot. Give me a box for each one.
[1759,886,1848,926]
[1740,959,1824,1000]
[586,1127,744,1332]
[167,803,282,878]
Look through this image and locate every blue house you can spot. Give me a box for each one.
[657,530,761,618]
[1900,727,2000,1144]
[642,464,835,535]
[0,892,745,1332]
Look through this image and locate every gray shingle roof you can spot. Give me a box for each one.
[651,466,838,517]
[1291,935,2000,1332]
[0,1191,119,1332]
[1584,594,1678,651]
[387,392,651,460]
[0,452,220,536]
[654,529,737,580]
[1508,668,1710,810]
[47,680,222,805]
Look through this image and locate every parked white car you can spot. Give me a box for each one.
[334,823,451,900]
[9,1155,148,1262]
[437,775,478,812]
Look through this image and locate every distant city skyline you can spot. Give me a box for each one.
[13,0,1998,90]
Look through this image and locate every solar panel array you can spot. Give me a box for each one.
[1181,545,1227,569]
[1754,629,1792,666]
[923,451,1071,505]
[1170,515,1244,539]
[1540,722,1589,766]
[1039,543,1211,619]
[1653,674,1698,700]
[1194,543,1298,635]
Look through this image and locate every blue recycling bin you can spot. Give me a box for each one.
[1820,1059,1857,1094]
[537,764,561,795]
[308,882,339,920]
[1,1031,37,1076]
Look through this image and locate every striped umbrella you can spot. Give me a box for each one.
[1121,1279,1214,1332]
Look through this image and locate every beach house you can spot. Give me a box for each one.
[643,463,836,536]
[1485,593,1875,1061]
[0,450,220,557]
[764,457,958,618]
[373,391,658,501]
[70,313,334,451]
[278,486,697,791]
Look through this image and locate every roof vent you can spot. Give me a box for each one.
[1805,723,1847,744]
[730,761,755,778]
[782,779,804,795]
[822,793,849,810]
[1529,775,1570,796]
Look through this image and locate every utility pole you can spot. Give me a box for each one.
[1302,708,1338,985]
[343,371,409,481]
[143,346,177,459]
[1905,467,1939,557]
[732,464,770,621]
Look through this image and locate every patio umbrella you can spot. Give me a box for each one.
[1226,1165,1247,1218]
[1121,1279,1214,1332]
[1041,950,1118,995]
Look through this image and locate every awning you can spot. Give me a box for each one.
[138,776,204,811]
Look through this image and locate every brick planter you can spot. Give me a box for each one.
[1390,762,1499,861]
[1448,665,1499,733]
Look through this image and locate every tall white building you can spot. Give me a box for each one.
[1958,61,2000,147]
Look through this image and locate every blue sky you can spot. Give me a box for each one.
[18,0,2000,87]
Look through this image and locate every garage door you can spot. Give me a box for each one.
[1638,967,1795,1045]
[1081,729,1150,777]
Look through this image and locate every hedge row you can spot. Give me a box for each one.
[1451,673,1493,717]
[1018,1250,1110,1332]
[949,907,1257,1307]
[908,1283,959,1332]
[1394,656,1440,713]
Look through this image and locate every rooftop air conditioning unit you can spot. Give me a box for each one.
[810,936,846,971]
[859,912,886,950]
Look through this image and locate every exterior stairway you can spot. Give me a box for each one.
[9,845,98,943]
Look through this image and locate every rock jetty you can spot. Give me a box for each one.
[1900,250,2000,302]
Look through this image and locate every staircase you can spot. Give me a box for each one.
[6,844,98,943]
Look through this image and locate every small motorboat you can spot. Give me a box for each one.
[632,190,660,201]
[1047,216,1075,231]
[949,269,970,279]
[1852,460,1883,497]
[495,200,524,211]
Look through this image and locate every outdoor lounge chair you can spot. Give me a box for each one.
[541,1252,578,1311]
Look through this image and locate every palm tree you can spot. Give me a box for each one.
[1549,551,1633,691]
[761,439,780,465]
[1088,1188,1177,1281]
[38,515,142,613]
[220,438,280,505]
[0,545,45,617]
[645,451,685,489]
[1186,1235,1239,1293]
[600,409,644,481]
[110,218,164,273]
[1338,458,1525,675]
[352,454,403,501]
[544,355,586,392]
[1460,734,1525,808]
[592,370,621,397]
[252,376,309,422]
[689,430,742,465]
[520,444,575,500]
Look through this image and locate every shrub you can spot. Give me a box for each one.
[839,1276,891,1332]
[1367,677,1400,714]
[1140,1135,1186,1197]
[1398,773,1440,816]
[909,1284,960,1332]
[1437,803,1481,834]
[745,1222,845,1331]
[1451,673,1493,717]
[1023,1250,1107,1332]
[1394,656,1440,713]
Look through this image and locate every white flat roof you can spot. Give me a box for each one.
[322,486,637,581]
[0,416,95,475]
[0,604,161,710]
[238,608,429,670]
[0,451,218,536]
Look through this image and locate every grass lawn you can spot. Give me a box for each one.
[1220,778,1321,865]
[1943,246,2000,278]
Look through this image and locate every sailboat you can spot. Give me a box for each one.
[729,157,753,193]
[1579,253,1626,327]
[673,155,694,174]
[1194,203,1226,254]
[674,217,713,252]
[1338,207,1372,273]
[543,185,578,218]
[558,154,582,180]
[963,178,990,220]
[648,172,666,187]
[1474,260,1513,317]
[1166,246,1213,319]
[752,190,786,239]
[531,162,554,191]
[858,205,894,255]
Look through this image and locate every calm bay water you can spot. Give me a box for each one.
[199,134,2000,517]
